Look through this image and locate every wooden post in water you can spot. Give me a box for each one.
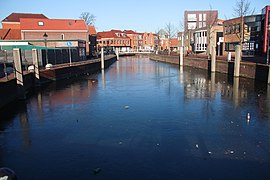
[101,47,104,70]
[116,48,119,60]
[179,46,184,66]
[13,48,26,99]
[234,45,241,77]
[268,65,270,85]
[32,49,40,85]
[211,46,216,72]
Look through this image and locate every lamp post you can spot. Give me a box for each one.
[43,33,48,65]
[267,25,270,64]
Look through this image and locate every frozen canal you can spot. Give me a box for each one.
[1,56,270,179]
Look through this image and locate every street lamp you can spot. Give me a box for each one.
[43,32,48,65]
[267,25,270,64]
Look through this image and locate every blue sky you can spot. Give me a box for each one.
[0,0,268,33]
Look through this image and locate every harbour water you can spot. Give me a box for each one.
[1,56,270,179]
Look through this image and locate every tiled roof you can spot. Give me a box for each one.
[124,30,137,34]
[97,30,129,39]
[20,18,87,31]
[0,29,21,40]
[88,25,97,35]
[2,13,48,22]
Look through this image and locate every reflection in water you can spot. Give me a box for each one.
[18,104,31,148]
[0,56,270,180]
[233,77,239,108]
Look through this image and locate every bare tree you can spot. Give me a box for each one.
[206,5,218,58]
[165,22,176,54]
[79,12,96,25]
[232,0,255,56]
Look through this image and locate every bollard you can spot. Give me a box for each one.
[211,46,216,72]
[268,65,270,84]
[179,46,184,66]
[116,48,119,60]
[32,49,40,85]
[101,47,104,70]
[13,48,26,99]
[227,52,232,62]
[234,45,241,77]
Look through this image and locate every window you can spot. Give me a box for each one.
[61,34,64,40]
[203,14,207,21]
[203,22,206,27]
[199,14,202,21]
[199,22,202,28]
[236,24,240,33]
[38,21,44,26]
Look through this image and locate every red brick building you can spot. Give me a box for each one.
[124,30,139,51]
[97,30,131,52]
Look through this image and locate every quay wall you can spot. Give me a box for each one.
[149,54,269,82]
[0,56,117,109]
[0,73,34,109]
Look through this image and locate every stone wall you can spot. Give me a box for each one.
[149,54,269,82]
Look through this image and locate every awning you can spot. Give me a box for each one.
[0,45,58,50]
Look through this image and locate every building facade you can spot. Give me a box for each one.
[97,30,131,52]
[224,15,263,56]
[184,10,218,32]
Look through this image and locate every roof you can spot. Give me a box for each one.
[97,30,130,39]
[88,25,97,35]
[2,13,48,22]
[0,29,21,40]
[0,45,57,50]
[124,30,137,34]
[20,18,87,31]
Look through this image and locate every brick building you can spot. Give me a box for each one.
[88,25,97,58]
[124,30,139,51]
[223,15,263,56]
[184,10,218,32]
[97,30,131,52]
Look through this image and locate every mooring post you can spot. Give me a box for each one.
[32,49,40,85]
[101,47,104,70]
[13,48,26,99]
[268,65,270,85]
[211,46,216,72]
[179,46,184,66]
[116,48,119,60]
[234,45,241,77]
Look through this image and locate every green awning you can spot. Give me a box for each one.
[0,45,58,50]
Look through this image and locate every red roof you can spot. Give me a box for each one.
[2,13,48,22]
[124,30,137,34]
[20,18,87,31]
[97,30,129,39]
[0,29,21,40]
[88,25,97,35]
